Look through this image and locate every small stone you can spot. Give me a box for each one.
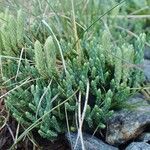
[143,59,150,82]
[138,133,150,143]
[144,46,150,60]
[125,142,150,150]
[106,94,150,145]
[66,132,118,150]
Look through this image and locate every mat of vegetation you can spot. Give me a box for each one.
[0,0,150,149]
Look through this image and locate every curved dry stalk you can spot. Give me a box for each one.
[111,15,150,19]
[15,48,24,81]
[35,80,52,119]
[74,80,89,150]
[42,20,67,74]
[115,25,150,48]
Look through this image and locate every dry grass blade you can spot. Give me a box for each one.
[74,80,89,150]
[112,15,150,19]
[15,48,24,81]
[35,80,52,119]
[42,20,67,74]
[115,25,150,48]
[0,77,31,99]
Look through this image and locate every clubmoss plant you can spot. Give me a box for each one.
[0,1,146,141]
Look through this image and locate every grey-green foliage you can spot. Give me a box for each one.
[5,30,146,140]
[17,9,24,46]
[0,9,25,56]
[5,81,62,140]
[1,2,146,141]
[34,36,57,78]
[34,40,48,77]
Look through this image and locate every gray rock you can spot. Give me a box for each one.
[106,94,150,145]
[138,133,150,143]
[144,46,150,60]
[66,132,118,150]
[143,59,150,82]
[125,142,150,150]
